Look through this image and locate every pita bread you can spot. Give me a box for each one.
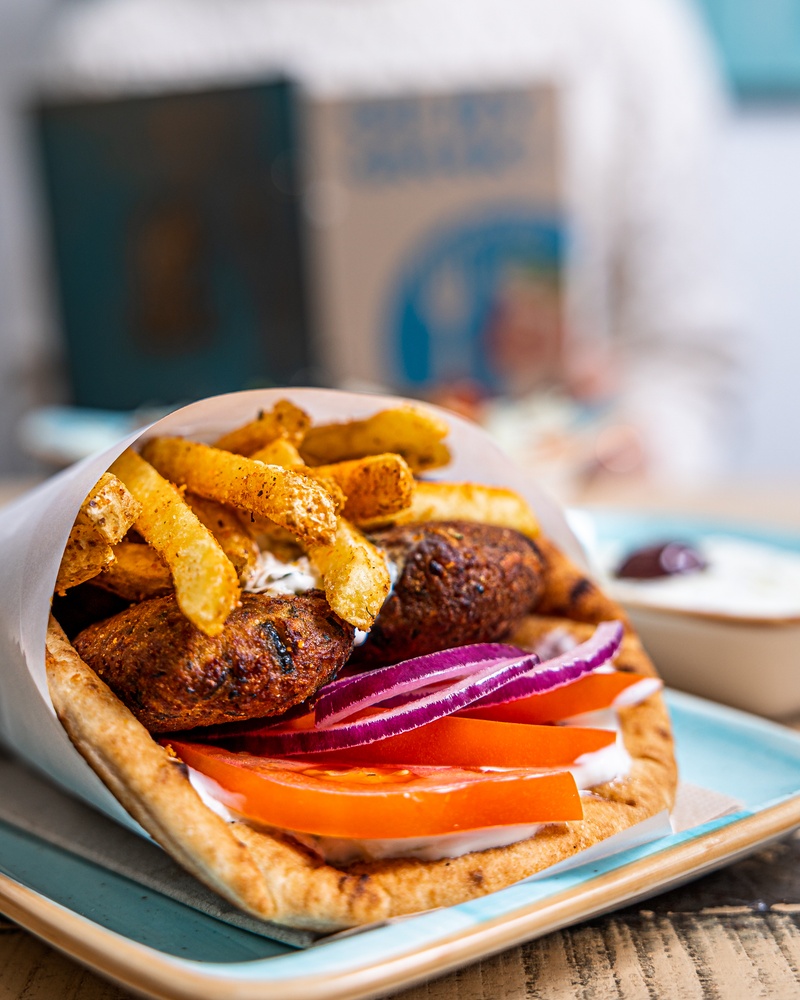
[45,536,677,933]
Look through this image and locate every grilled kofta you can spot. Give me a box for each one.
[355,520,546,666]
[72,590,354,732]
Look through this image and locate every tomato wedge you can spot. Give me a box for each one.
[460,671,657,725]
[238,715,615,768]
[171,742,583,838]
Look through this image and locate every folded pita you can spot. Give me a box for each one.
[46,539,677,932]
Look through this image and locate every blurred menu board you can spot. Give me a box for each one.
[36,80,311,411]
[303,85,565,400]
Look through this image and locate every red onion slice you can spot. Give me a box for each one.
[242,654,539,756]
[232,621,623,756]
[464,620,624,711]
[315,642,528,726]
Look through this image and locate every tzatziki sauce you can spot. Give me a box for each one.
[599,536,800,620]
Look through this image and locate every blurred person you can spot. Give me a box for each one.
[26,0,738,491]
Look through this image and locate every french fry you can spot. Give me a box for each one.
[299,405,451,473]
[307,517,391,631]
[55,474,141,594]
[252,442,414,523]
[95,541,173,602]
[141,437,338,546]
[184,493,259,583]
[359,480,540,539]
[250,438,305,468]
[312,454,414,522]
[110,448,240,636]
[55,522,116,595]
[78,472,142,544]
[214,399,311,456]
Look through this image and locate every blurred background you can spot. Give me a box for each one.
[1,0,799,504]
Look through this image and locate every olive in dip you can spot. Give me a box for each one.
[615,542,707,580]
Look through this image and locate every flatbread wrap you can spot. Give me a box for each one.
[41,393,677,933]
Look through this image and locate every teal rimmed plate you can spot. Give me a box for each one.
[1,690,799,1000]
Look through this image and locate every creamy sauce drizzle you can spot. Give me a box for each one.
[244,550,320,596]
[243,548,395,646]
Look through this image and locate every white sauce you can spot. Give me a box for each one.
[599,536,800,620]
[244,550,321,596]
[613,677,663,708]
[187,768,242,821]
[285,823,547,865]
[243,546,395,646]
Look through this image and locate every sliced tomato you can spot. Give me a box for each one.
[459,671,655,725]
[171,741,583,838]
[239,715,614,768]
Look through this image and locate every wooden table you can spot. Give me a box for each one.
[2,475,800,998]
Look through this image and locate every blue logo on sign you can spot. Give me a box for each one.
[387,209,564,394]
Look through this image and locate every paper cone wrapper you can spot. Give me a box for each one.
[0,387,586,838]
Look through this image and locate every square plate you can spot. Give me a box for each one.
[1,690,800,1000]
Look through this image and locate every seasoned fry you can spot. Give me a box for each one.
[78,472,142,544]
[251,441,402,521]
[250,438,305,468]
[307,517,391,631]
[55,473,141,594]
[312,454,414,522]
[359,480,540,539]
[141,437,338,546]
[96,542,173,602]
[110,448,240,636]
[184,493,259,583]
[214,399,311,456]
[299,405,451,473]
[55,522,116,595]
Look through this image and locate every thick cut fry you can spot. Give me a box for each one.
[184,493,260,583]
[55,522,115,595]
[311,454,414,522]
[250,438,305,468]
[110,448,240,636]
[234,441,346,515]
[141,437,337,546]
[78,472,142,544]
[253,443,413,523]
[359,480,540,539]
[307,517,391,632]
[299,406,451,473]
[214,400,311,456]
[96,542,173,602]
[55,473,141,594]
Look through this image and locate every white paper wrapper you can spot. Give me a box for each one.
[0,387,585,837]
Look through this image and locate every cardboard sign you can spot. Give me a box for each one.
[303,85,564,398]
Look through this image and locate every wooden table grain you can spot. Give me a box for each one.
[1,476,799,998]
